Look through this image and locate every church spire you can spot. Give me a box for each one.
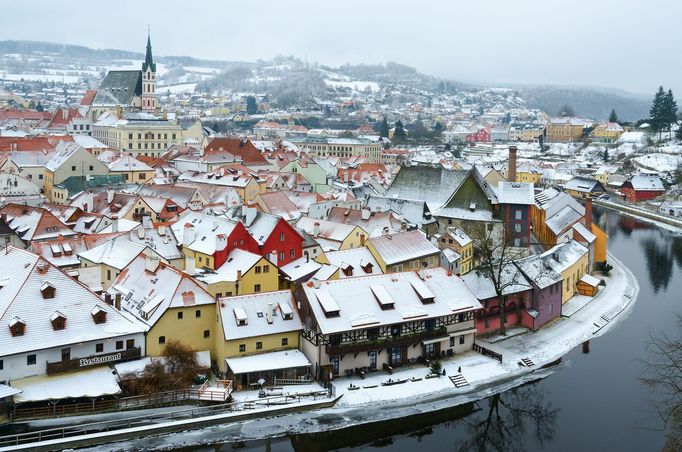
[142,28,156,73]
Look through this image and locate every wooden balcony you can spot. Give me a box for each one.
[325,328,447,356]
[46,347,142,375]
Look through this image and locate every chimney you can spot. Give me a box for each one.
[312,221,320,237]
[111,215,119,233]
[137,228,145,239]
[62,108,68,120]
[183,223,196,246]
[270,251,278,266]
[104,292,113,305]
[236,270,242,280]
[584,197,593,228]
[107,189,114,204]
[508,145,518,183]
[145,255,160,273]
[216,233,227,252]
[185,256,195,275]
[266,302,273,324]
[158,225,166,236]
[114,292,121,310]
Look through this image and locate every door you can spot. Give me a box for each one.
[330,356,340,376]
[424,343,435,359]
[389,347,401,367]
[369,351,377,370]
[61,348,70,362]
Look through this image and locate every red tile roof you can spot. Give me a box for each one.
[47,108,84,129]
[80,90,97,106]
[0,136,74,152]
[205,138,268,165]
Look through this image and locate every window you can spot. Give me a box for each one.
[459,335,465,345]
[203,330,210,338]
[239,344,246,352]
[391,325,401,337]
[514,224,522,233]
[281,337,288,346]
[450,336,455,347]
[89,165,94,171]
[279,251,285,262]
[263,265,269,273]
[254,284,261,293]
[458,313,464,322]
[96,343,104,353]
[39,174,43,180]
[255,266,261,274]
[367,328,379,341]
[290,249,295,259]
[71,166,76,171]
[425,319,436,330]
[0,359,3,371]
[369,351,377,369]
[256,341,263,350]
[116,340,123,350]
[159,336,166,345]
[126,339,135,349]
[195,310,201,318]
[279,232,285,242]
[330,356,340,375]
[515,209,523,220]
[27,354,36,365]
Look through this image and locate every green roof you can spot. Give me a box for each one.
[55,175,127,197]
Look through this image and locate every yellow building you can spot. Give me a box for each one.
[192,249,280,298]
[366,229,441,273]
[590,122,624,143]
[591,223,608,264]
[546,118,587,143]
[216,290,306,387]
[107,255,218,358]
[104,153,154,184]
[544,241,590,304]
[296,217,368,251]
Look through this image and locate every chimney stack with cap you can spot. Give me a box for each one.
[508,145,518,183]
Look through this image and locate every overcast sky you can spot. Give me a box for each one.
[1,0,679,96]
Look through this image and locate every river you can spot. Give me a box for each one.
[172,207,680,452]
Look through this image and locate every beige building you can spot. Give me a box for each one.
[91,112,183,157]
[44,142,110,202]
[299,137,383,162]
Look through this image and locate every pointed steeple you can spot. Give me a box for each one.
[142,29,156,73]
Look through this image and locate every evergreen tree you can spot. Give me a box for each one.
[662,89,678,137]
[650,86,666,140]
[609,109,618,123]
[35,102,44,112]
[676,124,682,142]
[379,116,389,138]
[245,95,258,115]
[603,148,609,162]
[394,120,406,140]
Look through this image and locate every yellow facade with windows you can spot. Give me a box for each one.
[147,304,217,357]
[365,242,439,274]
[200,257,280,298]
[215,331,301,372]
[559,252,590,304]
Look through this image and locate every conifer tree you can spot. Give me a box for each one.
[379,116,389,138]
[609,109,618,123]
[394,120,406,140]
[662,89,678,138]
[650,86,666,140]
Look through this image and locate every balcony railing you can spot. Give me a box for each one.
[46,347,142,375]
[326,328,447,356]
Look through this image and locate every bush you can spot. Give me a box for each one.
[430,360,443,376]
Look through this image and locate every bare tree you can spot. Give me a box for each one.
[640,315,682,451]
[469,222,528,336]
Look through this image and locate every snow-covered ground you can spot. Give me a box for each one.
[156,83,197,94]
[324,79,380,92]
[633,153,682,172]
[0,73,80,83]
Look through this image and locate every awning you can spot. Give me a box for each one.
[422,336,450,345]
[0,384,21,399]
[114,357,152,378]
[11,366,121,403]
[449,328,477,337]
[225,350,310,375]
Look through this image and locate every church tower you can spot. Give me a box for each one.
[141,31,157,112]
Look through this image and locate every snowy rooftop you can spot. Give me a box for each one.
[301,268,482,335]
[494,182,535,205]
[0,247,145,357]
[541,240,589,274]
[367,230,440,266]
[225,349,310,375]
[296,217,362,243]
[171,211,239,255]
[194,248,263,284]
[12,366,120,403]
[78,237,147,270]
[323,247,383,278]
[218,290,301,341]
[461,264,532,300]
[546,205,583,235]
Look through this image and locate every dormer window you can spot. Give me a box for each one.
[360,260,373,274]
[341,263,354,277]
[91,305,107,324]
[9,316,25,336]
[40,281,56,299]
[234,307,248,326]
[50,311,66,330]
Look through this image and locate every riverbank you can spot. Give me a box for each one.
[0,254,639,451]
[594,198,682,232]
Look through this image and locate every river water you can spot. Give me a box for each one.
[175,207,679,452]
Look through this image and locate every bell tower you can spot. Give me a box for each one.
[141,28,157,112]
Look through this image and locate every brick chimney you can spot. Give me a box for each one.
[508,146,518,182]
[584,196,593,228]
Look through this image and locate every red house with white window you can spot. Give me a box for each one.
[620,175,665,203]
[466,127,491,143]
[230,207,304,266]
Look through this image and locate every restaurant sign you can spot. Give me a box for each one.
[79,352,122,368]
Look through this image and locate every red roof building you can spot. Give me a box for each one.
[204,138,269,166]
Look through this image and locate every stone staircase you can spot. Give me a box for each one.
[520,357,535,368]
[449,373,469,388]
